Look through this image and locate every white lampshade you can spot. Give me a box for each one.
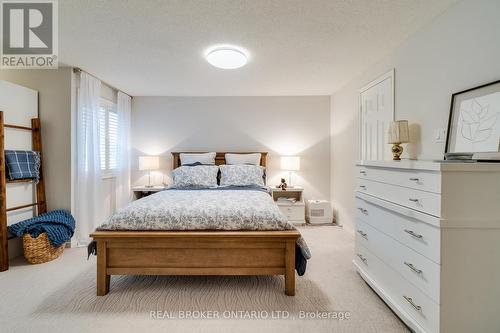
[139,156,160,171]
[281,156,300,171]
[388,120,410,144]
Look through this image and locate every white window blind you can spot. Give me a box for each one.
[99,99,118,175]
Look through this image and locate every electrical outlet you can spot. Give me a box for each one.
[435,128,447,143]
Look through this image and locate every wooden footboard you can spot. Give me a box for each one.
[90,230,300,296]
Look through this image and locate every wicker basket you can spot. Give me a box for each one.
[23,232,64,264]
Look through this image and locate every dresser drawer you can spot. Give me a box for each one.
[357,178,441,217]
[355,241,439,333]
[357,165,441,194]
[355,195,440,264]
[278,204,304,221]
[356,219,440,303]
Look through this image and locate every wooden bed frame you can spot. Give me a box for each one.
[91,152,300,296]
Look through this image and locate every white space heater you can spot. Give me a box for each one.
[306,200,333,224]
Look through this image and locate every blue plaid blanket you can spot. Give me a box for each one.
[4,150,41,183]
[8,210,75,247]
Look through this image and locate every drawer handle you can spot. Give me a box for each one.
[357,253,367,264]
[404,229,423,239]
[403,295,422,311]
[409,177,420,182]
[357,229,368,239]
[359,185,367,190]
[404,261,423,274]
[359,170,367,174]
[357,207,368,215]
[408,198,420,203]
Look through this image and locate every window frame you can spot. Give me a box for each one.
[99,98,118,178]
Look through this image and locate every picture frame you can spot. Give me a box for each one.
[445,79,500,160]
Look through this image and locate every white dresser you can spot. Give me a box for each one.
[353,160,500,333]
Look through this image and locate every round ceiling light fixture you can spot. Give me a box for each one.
[205,46,248,69]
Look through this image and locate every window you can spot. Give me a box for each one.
[99,99,118,175]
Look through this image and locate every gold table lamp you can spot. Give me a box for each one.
[388,120,409,160]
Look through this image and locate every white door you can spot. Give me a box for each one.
[359,70,394,160]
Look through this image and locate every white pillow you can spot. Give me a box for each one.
[219,165,265,187]
[172,165,219,188]
[180,152,216,165]
[225,153,261,165]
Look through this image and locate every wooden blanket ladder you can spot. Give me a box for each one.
[0,110,47,271]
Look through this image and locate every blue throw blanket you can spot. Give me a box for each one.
[8,210,75,247]
[4,150,41,183]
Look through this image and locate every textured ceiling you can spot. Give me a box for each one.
[59,0,457,96]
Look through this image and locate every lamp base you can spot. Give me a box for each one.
[145,170,153,188]
[391,143,404,160]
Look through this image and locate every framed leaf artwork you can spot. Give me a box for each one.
[446,79,500,160]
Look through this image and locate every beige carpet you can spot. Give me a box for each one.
[0,226,409,333]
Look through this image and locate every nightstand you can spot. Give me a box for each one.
[270,187,306,225]
[132,185,167,200]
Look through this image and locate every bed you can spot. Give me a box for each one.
[90,152,309,296]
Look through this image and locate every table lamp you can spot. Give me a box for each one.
[281,156,300,187]
[139,156,159,187]
[388,120,409,160]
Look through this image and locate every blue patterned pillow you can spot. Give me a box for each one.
[172,165,219,188]
[219,165,265,187]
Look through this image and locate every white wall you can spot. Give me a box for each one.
[132,96,331,201]
[330,0,500,231]
[0,69,73,256]
[0,68,73,212]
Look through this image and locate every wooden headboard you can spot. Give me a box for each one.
[171,152,267,169]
